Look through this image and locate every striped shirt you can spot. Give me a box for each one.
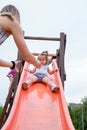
[0,27,10,45]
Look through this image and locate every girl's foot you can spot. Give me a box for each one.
[22,82,29,90]
[51,84,59,93]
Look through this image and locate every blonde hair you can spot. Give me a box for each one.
[0,5,20,23]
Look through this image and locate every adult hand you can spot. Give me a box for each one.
[35,60,41,68]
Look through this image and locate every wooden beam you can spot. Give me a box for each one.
[24,36,60,41]
[32,52,56,57]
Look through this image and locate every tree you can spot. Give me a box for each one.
[68,99,87,130]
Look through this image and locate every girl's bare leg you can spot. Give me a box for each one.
[22,75,38,90]
[42,76,59,92]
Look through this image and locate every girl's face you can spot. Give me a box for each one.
[38,55,47,65]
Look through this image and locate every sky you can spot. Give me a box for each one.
[0,0,87,106]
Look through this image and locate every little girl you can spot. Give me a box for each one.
[22,52,59,92]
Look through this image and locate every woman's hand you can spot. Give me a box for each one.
[35,60,41,68]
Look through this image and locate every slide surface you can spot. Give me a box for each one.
[1,61,75,130]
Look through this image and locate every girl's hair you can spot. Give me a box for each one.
[0,4,20,23]
[38,51,49,64]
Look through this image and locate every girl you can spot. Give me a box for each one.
[22,52,59,92]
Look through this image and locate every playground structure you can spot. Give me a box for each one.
[0,33,75,129]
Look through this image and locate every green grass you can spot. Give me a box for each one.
[0,106,3,115]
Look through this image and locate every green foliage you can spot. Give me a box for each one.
[68,99,87,130]
[0,106,3,115]
[83,100,87,130]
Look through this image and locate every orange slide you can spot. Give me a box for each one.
[1,61,75,130]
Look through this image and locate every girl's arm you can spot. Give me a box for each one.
[30,67,36,73]
[47,65,57,74]
[24,64,36,73]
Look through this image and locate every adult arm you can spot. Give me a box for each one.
[0,16,41,68]
[0,59,19,72]
[0,59,14,68]
[9,19,41,68]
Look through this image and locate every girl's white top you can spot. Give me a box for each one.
[34,65,48,75]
